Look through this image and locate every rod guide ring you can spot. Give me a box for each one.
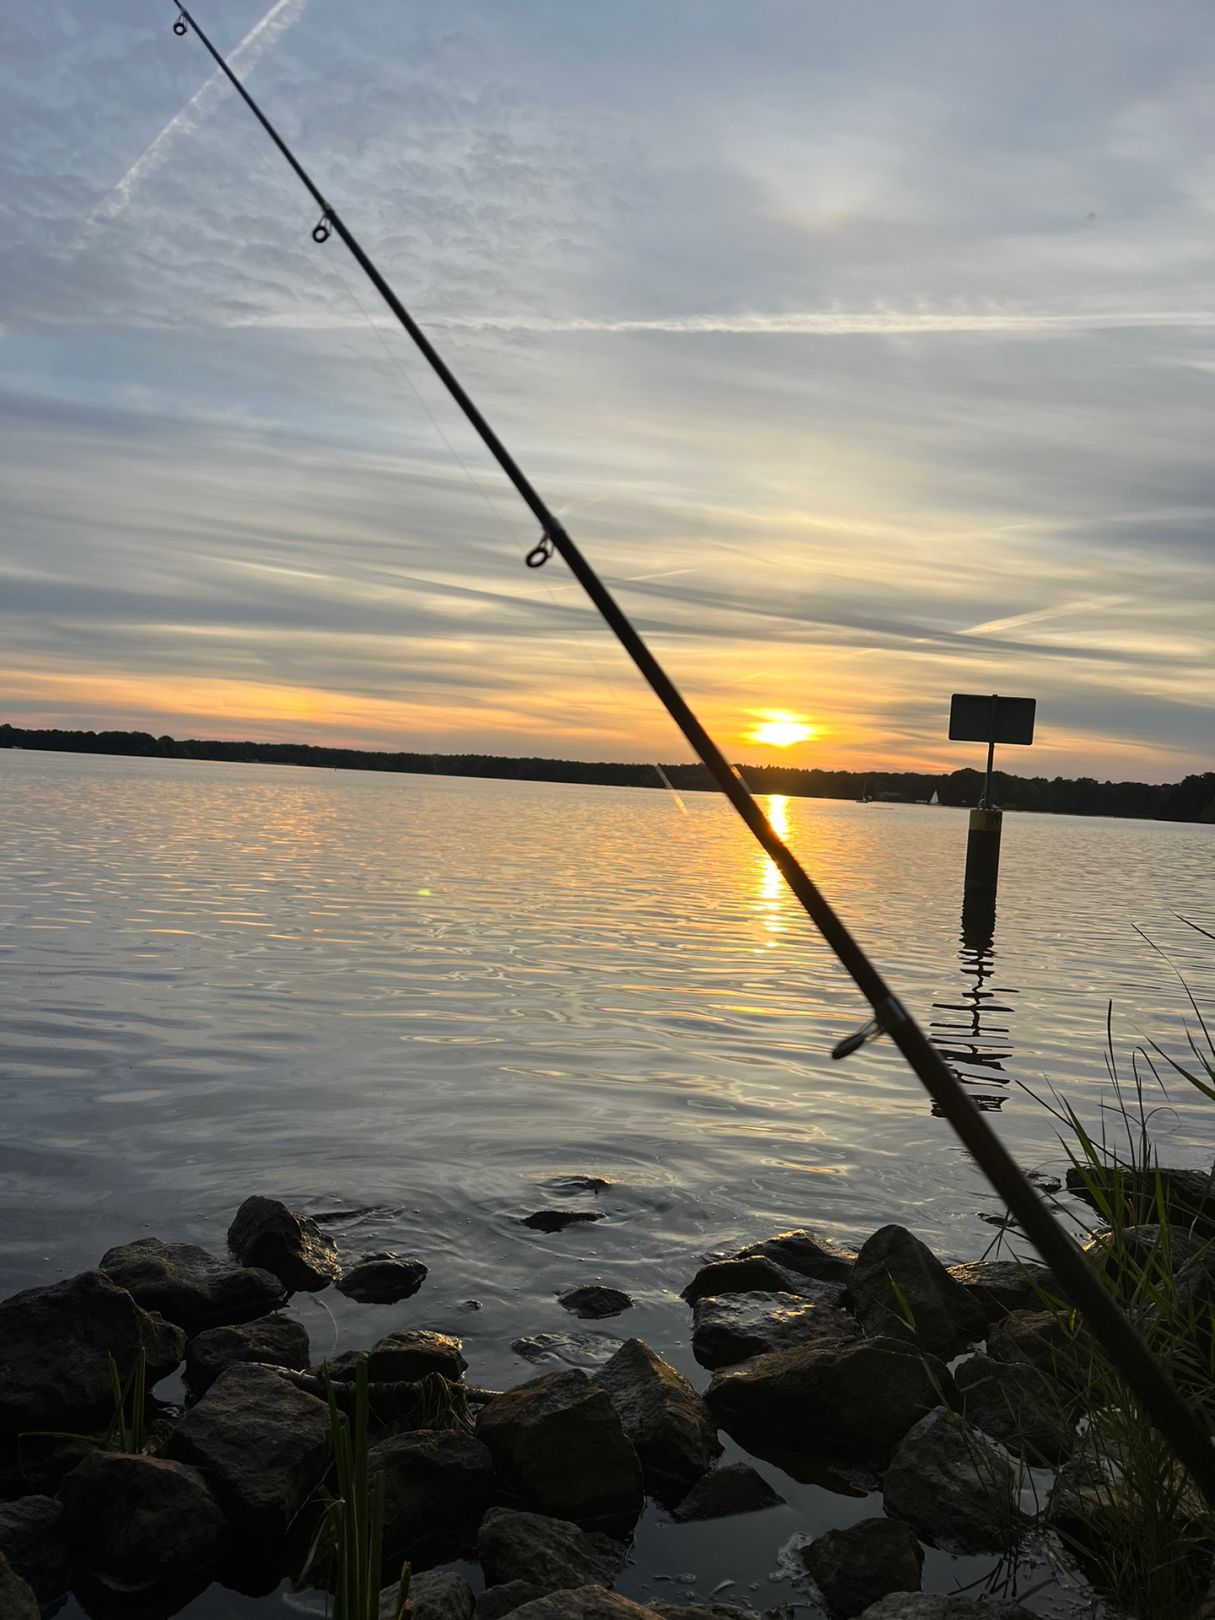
[312,215,332,244]
[525,536,554,568]
[172,16,188,34]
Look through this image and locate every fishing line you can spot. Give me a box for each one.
[167,0,1215,1501]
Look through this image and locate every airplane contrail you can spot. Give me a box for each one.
[81,0,308,236]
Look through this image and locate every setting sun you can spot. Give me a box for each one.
[748,714,816,748]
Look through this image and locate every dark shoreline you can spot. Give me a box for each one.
[3,724,1213,825]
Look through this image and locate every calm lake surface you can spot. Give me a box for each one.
[2,748,1213,1617]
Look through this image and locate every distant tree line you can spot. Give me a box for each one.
[2,723,1212,824]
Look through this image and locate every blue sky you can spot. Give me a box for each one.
[2,0,1213,779]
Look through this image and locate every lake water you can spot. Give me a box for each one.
[1,748,1213,1617]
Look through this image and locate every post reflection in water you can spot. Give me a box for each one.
[929,895,1018,1114]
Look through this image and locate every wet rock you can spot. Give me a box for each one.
[681,1254,829,1305]
[846,1226,985,1357]
[227,1196,340,1292]
[559,1285,633,1320]
[883,1408,1022,1554]
[185,1313,310,1395]
[945,1259,1054,1324]
[691,1290,856,1370]
[477,1368,643,1530]
[0,1270,185,1434]
[596,1339,721,1499]
[386,1569,475,1620]
[58,1451,226,1585]
[738,1227,858,1282]
[544,1176,612,1196]
[954,1352,1073,1465]
[511,1332,620,1368]
[371,1429,493,1561]
[522,1210,605,1232]
[856,1600,1034,1619]
[477,1506,625,1595]
[650,1607,751,1619]
[671,1461,784,1521]
[99,1238,286,1333]
[167,1362,329,1537]
[368,1329,467,1383]
[0,1552,38,1620]
[1065,1163,1215,1235]
[500,1590,656,1620]
[706,1335,952,1460]
[802,1516,923,1616]
[337,1253,428,1304]
[986,1308,1080,1390]
[0,1496,69,1607]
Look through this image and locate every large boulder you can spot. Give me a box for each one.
[381,1569,475,1620]
[167,1362,330,1537]
[0,1552,38,1620]
[0,1496,69,1607]
[691,1290,856,1369]
[370,1429,493,1561]
[681,1254,832,1305]
[954,1353,1073,1465]
[477,1369,643,1530]
[498,1590,656,1620]
[58,1451,226,1585]
[0,1270,184,1434]
[738,1228,857,1282]
[337,1253,428,1304]
[883,1409,1022,1554]
[857,1600,1034,1619]
[477,1507,625,1596]
[368,1329,467,1384]
[945,1259,1054,1325]
[185,1313,310,1395]
[671,1462,784,1521]
[227,1196,340,1292]
[99,1238,286,1332]
[595,1339,721,1500]
[706,1335,952,1459]
[846,1227,985,1356]
[802,1516,923,1616]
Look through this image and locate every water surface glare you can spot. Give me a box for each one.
[1,750,1212,1615]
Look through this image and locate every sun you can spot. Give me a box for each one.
[748,714,816,748]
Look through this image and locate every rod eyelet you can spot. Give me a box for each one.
[311,215,331,244]
[525,536,554,569]
[172,17,188,35]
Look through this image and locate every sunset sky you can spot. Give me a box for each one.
[2,0,1213,781]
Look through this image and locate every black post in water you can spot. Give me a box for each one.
[949,694,1036,916]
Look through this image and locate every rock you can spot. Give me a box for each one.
[671,1461,784,1520]
[370,1429,493,1560]
[0,1552,38,1620]
[986,1308,1081,1390]
[1065,1163,1215,1235]
[226,1196,340,1292]
[477,1506,625,1595]
[497,1590,657,1620]
[382,1569,475,1620]
[651,1608,752,1619]
[802,1516,923,1616]
[558,1286,633,1320]
[706,1335,952,1459]
[856,1600,1034,1619]
[945,1259,1055,1324]
[477,1582,543,1619]
[0,1496,69,1607]
[738,1227,857,1282]
[691,1290,856,1369]
[185,1313,310,1395]
[846,1226,985,1356]
[58,1451,226,1585]
[522,1211,605,1232]
[99,1238,286,1333]
[0,1270,185,1434]
[337,1253,429,1304]
[883,1408,1022,1554]
[477,1368,643,1529]
[596,1339,721,1499]
[167,1362,330,1537]
[368,1329,467,1383]
[1084,1223,1214,1305]
[511,1332,619,1368]
[681,1254,830,1305]
[954,1352,1073,1465]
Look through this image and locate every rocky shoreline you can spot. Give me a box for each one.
[0,1188,1206,1620]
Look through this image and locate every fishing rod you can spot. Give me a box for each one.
[168,2,1215,1500]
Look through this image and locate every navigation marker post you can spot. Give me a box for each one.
[949,694,1036,912]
